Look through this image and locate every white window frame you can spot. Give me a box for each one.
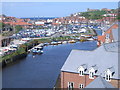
[79,70,84,76]
[68,82,74,90]
[105,38,110,43]
[78,66,84,76]
[79,84,84,88]
[105,34,110,39]
[89,71,94,79]
[105,73,111,82]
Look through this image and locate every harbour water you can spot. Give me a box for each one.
[21,17,58,20]
[2,41,97,88]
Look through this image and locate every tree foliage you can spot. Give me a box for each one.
[15,25,22,31]
[0,22,5,29]
[80,10,107,20]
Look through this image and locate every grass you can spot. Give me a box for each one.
[35,38,51,43]
[51,36,72,41]
[0,56,2,63]
[0,35,86,63]
[1,47,26,61]
[34,36,72,43]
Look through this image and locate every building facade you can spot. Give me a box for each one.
[97,23,118,46]
[60,27,119,88]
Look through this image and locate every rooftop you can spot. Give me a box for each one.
[112,28,119,42]
[61,41,119,79]
[85,76,115,88]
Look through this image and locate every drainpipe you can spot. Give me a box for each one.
[85,74,86,87]
[63,71,64,89]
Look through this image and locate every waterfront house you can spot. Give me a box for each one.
[97,22,118,46]
[60,26,120,88]
[61,41,119,89]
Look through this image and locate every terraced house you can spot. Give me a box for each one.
[60,24,119,89]
[97,22,118,46]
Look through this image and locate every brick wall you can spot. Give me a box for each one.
[61,71,96,88]
[97,24,118,46]
[110,79,120,88]
[61,71,120,88]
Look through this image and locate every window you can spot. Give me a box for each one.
[105,34,110,43]
[89,72,94,79]
[79,84,84,88]
[106,34,110,39]
[68,82,74,90]
[78,65,86,76]
[105,68,114,82]
[79,70,84,76]
[105,74,111,81]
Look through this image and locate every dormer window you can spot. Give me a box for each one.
[105,34,110,39]
[102,31,105,35]
[105,67,115,82]
[79,70,84,76]
[89,65,98,79]
[89,72,94,79]
[78,64,87,76]
[105,34,110,43]
[105,74,111,81]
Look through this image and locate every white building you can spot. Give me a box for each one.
[35,21,44,25]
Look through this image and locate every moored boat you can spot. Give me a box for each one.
[68,40,76,43]
[57,41,62,44]
[31,47,43,54]
[50,41,58,45]
[87,38,94,41]
[62,41,68,44]
[44,43,49,46]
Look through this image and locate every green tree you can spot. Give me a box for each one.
[0,22,5,29]
[15,25,22,33]
[80,10,107,20]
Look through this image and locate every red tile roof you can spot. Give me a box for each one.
[52,23,59,25]
[3,22,32,25]
[97,23,118,43]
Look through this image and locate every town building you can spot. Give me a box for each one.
[0,35,11,47]
[101,8,111,11]
[61,42,119,89]
[97,22,118,46]
[60,24,119,89]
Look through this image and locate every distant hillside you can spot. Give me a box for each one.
[78,9,117,20]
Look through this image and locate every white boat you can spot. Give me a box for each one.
[62,41,68,44]
[38,43,44,47]
[87,38,94,41]
[31,47,43,54]
[50,41,58,45]
[68,40,76,43]
[58,41,62,44]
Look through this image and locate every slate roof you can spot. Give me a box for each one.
[104,42,120,52]
[112,28,119,42]
[81,64,87,70]
[102,22,118,32]
[61,42,119,79]
[85,76,115,88]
